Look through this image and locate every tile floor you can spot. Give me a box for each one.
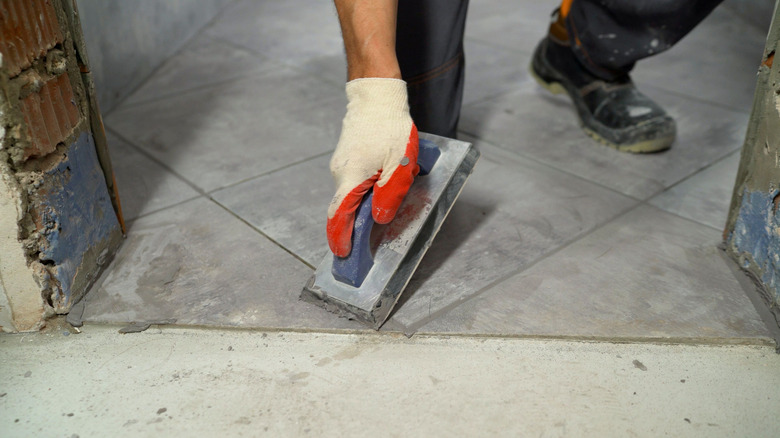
[82,0,774,343]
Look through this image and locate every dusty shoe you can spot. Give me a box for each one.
[530,37,676,153]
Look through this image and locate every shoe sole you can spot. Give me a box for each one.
[528,62,674,154]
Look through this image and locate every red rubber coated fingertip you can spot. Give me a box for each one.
[327,177,376,257]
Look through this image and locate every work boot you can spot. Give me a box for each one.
[529,18,676,153]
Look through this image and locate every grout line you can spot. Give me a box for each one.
[642,82,756,115]
[643,148,741,201]
[404,197,736,334]
[403,201,644,334]
[411,331,776,347]
[638,202,725,233]
[103,0,243,118]
[106,126,332,236]
[70,319,777,347]
[208,150,334,195]
[405,198,733,334]
[720,248,780,350]
[209,197,316,270]
[106,127,208,196]
[110,125,318,271]
[124,194,205,223]
[112,65,287,111]
[206,30,347,93]
[457,130,647,203]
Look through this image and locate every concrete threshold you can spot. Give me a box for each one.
[1,320,778,437]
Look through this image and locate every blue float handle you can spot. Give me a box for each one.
[331,139,441,287]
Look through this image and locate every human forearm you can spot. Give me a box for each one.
[334,0,401,80]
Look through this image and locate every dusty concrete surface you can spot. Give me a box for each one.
[1,321,778,437]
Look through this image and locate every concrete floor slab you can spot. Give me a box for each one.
[420,204,772,342]
[106,68,343,193]
[649,151,741,230]
[1,324,778,437]
[80,198,362,331]
[460,80,747,200]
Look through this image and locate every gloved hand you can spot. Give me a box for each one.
[327,78,420,257]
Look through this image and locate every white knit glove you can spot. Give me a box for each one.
[327,78,420,257]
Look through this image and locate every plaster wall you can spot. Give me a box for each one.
[75,0,234,112]
[0,163,44,333]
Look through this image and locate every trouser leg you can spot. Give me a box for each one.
[562,0,725,80]
[396,0,470,138]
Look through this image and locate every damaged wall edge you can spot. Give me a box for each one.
[724,1,780,328]
[0,0,124,332]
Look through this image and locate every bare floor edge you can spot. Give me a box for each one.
[42,318,778,348]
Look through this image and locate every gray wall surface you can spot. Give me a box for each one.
[723,0,776,30]
[75,0,234,113]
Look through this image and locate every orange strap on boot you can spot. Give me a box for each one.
[550,0,573,43]
[560,0,573,18]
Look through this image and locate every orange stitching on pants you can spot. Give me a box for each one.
[404,53,462,86]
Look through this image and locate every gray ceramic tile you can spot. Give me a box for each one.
[205,0,343,67]
[649,152,741,230]
[463,39,527,106]
[215,140,636,330]
[386,144,636,330]
[123,34,279,107]
[420,204,771,342]
[81,197,362,330]
[106,132,200,221]
[297,53,347,88]
[632,6,767,113]
[388,140,636,329]
[212,155,332,267]
[106,69,344,192]
[465,0,556,54]
[459,78,748,199]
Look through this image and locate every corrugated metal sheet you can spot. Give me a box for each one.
[20,73,80,159]
[0,0,64,77]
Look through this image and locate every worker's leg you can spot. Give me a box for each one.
[396,0,470,138]
[564,0,724,80]
[531,0,723,153]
